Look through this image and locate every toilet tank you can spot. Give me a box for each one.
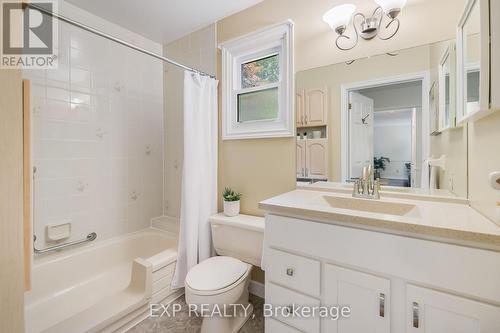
[210,214,264,267]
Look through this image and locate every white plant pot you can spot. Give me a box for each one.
[223,200,240,217]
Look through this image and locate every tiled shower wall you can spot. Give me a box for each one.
[23,2,164,247]
[162,25,217,223]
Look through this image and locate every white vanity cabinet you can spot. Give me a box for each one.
[406,285,500,333]
[264,214,500,333]
[323,264,390,333]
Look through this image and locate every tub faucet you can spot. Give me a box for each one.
[352,165,381,200]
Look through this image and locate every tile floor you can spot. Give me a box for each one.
[129,294,264,333]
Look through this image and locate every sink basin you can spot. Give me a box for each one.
[319,195,419,217]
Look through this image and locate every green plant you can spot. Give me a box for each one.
[222,187,241,202]
[373,156,391,172]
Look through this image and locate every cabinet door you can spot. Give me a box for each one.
[323,264,390,333]
[305,87,327,126]
[406,285,500,333]
[306,139,328,179]
[296,140,306,177]
[296,89,305,127]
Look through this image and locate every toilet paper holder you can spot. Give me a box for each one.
[489,171,500,190]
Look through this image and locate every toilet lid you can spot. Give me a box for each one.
[185,256,248,291]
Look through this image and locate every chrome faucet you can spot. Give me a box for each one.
[352,165,381,199]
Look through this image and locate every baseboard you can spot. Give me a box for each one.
[249,280,265,298]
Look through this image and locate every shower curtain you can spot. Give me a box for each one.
[171,72,218,289]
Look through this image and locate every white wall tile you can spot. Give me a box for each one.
[24,2,164,247]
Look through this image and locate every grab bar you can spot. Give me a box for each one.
[33,232,97,254]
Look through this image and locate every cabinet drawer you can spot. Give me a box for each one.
[266,282,320,333]
[266,248,320,297]
[266,318,304,333]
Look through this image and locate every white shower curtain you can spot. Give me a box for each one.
[171,72,218,289]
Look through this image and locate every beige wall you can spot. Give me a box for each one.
[468,111,500,221]
[297,45,431,181]
[429,127,468,197]
[163,25,217,220]
[217,0,466,72]
[428,40,468,197]
[217,17,296,217]
[0,69,25,332]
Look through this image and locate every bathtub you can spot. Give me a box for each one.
[25,228,182,333]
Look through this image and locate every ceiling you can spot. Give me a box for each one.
[64,0,263,44]
[218,0,466,70]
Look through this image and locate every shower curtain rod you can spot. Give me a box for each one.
[25,2,216,79]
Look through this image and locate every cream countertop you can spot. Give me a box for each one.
[299,181,468,204]
[259,189,500,251]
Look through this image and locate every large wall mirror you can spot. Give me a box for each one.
[295,1,475,198]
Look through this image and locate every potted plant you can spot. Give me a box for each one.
[222,187,241,217]
[373,156,390,179]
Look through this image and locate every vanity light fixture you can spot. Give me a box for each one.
[323,0,407,51]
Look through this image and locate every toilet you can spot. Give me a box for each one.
[185,214,264,333]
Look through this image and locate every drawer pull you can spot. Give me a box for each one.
[379,293,385,317]
[412,302,419,328]
[286,268,294,276]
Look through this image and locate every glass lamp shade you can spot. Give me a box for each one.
[374,0,407,13]
[322,4,356,31]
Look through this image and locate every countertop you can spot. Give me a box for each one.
[259,189,500,251]
[299,181,468,204]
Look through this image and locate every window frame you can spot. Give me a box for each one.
[220,21,294,140]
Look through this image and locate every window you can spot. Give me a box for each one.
[220,21,294,140]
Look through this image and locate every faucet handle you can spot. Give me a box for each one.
[367,164,373,178]
[373,180,381,199]
[352,179,360,195]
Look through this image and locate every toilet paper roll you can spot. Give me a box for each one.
[489,171,500,190]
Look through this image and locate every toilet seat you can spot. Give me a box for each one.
[186,256,250,294]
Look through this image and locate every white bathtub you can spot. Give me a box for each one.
[25,228,182,333]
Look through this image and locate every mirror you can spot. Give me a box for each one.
[296,38,471,197]
[458,0,481,120]
[438,42,456,130]
[290,0,484,198]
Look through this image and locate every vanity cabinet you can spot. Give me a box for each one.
[264,214,500,333]
[323,264,390,333]
[406,285,500,332]
[296,139,328,179]
[296,88,328,127]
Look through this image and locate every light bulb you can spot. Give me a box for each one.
[323,4,356,34]
[374,0,407,17]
